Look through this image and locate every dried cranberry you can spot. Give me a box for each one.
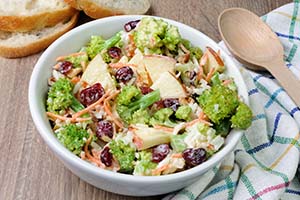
[152,100,165,110]
[152,144,170,163]
[124,20,140,32]
[182,148,206,167]
[163,98,180,112]
[100,147,113,167]
[80,83,105,106]
[96,120,114,139]
[108,47,122,59]
[115,66,134,83]
[140,86,153,95]
[58,61,73,74]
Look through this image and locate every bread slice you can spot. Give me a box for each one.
[0,0,78,32]
[64,0,150,19]
[0,14,78,58]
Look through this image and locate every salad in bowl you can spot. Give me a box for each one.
[45,17,252,176]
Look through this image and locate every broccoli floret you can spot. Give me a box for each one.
[86,32,121,60]
[116,86,160,124]
[230,103,252,129]
[47,78,73,113]
[116,85,141,105]
[181,39,203,60]
[163,25,181,51]
[133,151,157,176]
[150,108,177,127]
[109,140,135,173]
[213,118,231,137]
[47,78,86,114]
[197,84,239,124]
[134,17,181,53]
[65,53,89,68]
[56,124,89,155]
[131,109,151,125]
[175,105,192,121]
[170,134,187,152]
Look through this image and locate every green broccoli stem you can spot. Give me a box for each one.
[101,32,121,52]
[128,90,160,112]
[70,96,90,118]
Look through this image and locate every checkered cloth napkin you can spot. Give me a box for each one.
[164,1,300,200]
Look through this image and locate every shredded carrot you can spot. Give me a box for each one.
[72,91,110,119]
[184,113,212,127]
[217,49,221,56]
[179,43,190,54]
[109,62,137,69]
[152,164,170,175]
[126,34,136,57]
[53,63,61,70]
[56,52,86,62]
[172,153,182,158]
[207,144,215,151]
[198,53,207,80]
[205,67,215,82]
[153,125,174,132]
[46,112,91,122]
[81,81,89,88]
[103,91,124,129]
[71,76,80,84]
[222,79,232,86]
[84,134,105,168]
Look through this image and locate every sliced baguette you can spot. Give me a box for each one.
[0,0,78,32]
[0,14,78,58]
[64,0,150,19]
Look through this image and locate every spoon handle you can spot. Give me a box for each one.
[266,60,300,107]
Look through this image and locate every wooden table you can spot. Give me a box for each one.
[0,0,291,199]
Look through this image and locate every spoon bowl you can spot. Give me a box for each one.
[218,7,300,106]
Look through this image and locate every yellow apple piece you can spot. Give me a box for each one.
[134,126,172,150]
[203,47,225,74]
[151,71,187,99]
[81,54,116,91]
[128,49,150,85]
[143,55,176,82]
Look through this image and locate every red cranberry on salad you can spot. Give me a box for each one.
[140,86,153,95]
[96,120,114,140]
[80,83,105,106]
[115,66,134,83]
[108,47,122,59]
[124,20,140,32]
[182,148,206,167]
[163,98,180,112]
[58,61,73,74]
[152,144,170,163]
[100,147,113,167]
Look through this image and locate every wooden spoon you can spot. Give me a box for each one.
[218,8,300,107]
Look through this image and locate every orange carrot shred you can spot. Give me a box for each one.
[222,79,232,86]
[152,164,170,175]
[205,67,215,82]
[72,91,110,119]
[172,153,182,158]
[71,76,80,84]
[84,134,105,168]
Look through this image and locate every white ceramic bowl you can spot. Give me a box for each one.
[29,15,248,196]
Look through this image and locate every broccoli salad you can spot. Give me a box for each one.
[46,17,252,176]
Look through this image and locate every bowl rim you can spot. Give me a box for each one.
[29,15,246,184]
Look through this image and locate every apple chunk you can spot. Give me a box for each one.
[128,49,150,85]
[203,47,225,74]
[134,126,172,150]
[143,55,176,82]
[151,71,187,99]
[81,54,116,91]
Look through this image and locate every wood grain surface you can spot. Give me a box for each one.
[0,0,291,199]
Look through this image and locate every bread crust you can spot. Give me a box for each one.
[64,0,82,10]
[0,7,78,32]
[0,14,79,58]
[76,0,124,18]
